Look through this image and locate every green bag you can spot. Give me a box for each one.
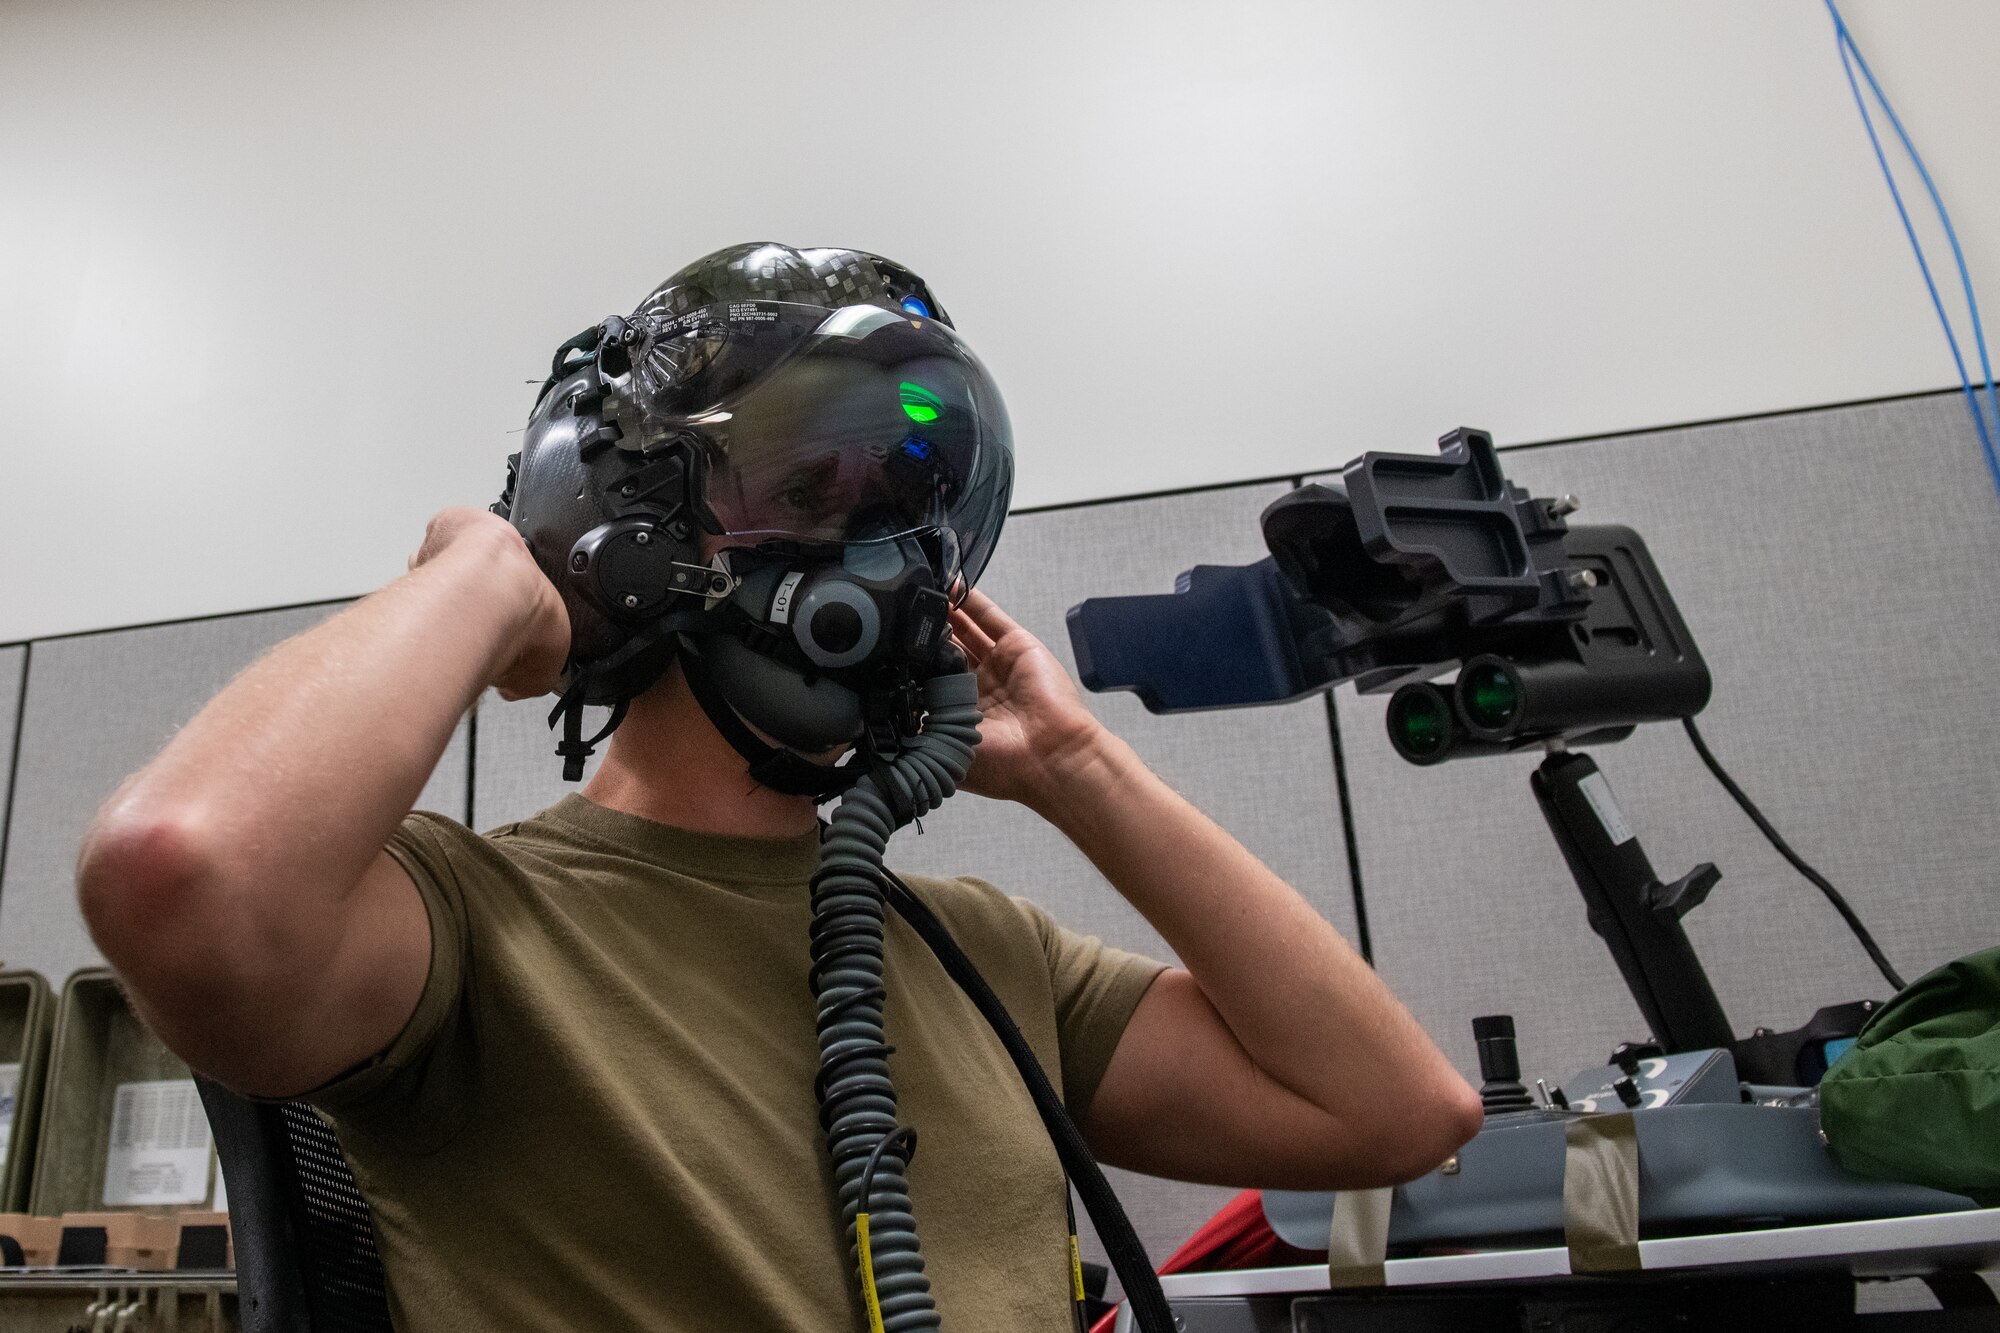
[1819,945,2000,1206]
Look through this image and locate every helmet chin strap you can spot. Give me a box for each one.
[544,611,702,782]
[547,673,629,784]
[678,638,864,798]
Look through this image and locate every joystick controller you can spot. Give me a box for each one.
[1472,1014,1535,1114]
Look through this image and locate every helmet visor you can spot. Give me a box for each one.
[633,301,1013,587]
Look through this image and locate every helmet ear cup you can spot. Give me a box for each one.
[568,518,701,622]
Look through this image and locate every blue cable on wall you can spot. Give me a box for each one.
[1823,0,2000,499]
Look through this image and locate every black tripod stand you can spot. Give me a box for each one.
[1533,747,1874,1085]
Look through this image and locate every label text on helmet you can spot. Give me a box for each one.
[771,571,806,625]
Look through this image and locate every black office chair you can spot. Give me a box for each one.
[196,1076,394,1333]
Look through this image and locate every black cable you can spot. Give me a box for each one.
[872,866,1177,1333]
[860,1128,920,1215]
[1681,716,1907,992]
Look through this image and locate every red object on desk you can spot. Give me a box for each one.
[1089,1190,1322,1333]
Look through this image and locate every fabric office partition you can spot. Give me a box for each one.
[1323,392,2000,1088]
[8,390,1994,1302]
[0,646,24,890]
[0,604,470,987]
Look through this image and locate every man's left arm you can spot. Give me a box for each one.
[950,591,1482,1191]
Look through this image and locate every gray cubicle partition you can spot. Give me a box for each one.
[472,482,1362,1278]
[0,646,24,897]
[1323,391,2000,1089]
[4,390,1991,1292]
[0,603,471,986]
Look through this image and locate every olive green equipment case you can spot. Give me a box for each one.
[29,969,212,1217]
[1820,945,2000,1206]
[0,970,55,1213]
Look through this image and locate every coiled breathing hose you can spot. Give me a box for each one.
[809,668,982,1331]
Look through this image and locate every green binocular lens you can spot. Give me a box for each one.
[1386,685,1454,762]
[1459,661,1522,732]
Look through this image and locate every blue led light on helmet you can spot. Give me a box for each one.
[900,295,931,318]
[903,438,934,461]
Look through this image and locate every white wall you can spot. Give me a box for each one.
[3,0,1996,643]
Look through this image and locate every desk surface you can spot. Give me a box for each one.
[1140,1207,2000,1302]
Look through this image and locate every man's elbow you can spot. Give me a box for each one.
[1432,1073,1485,1158]
[77,798,229,977]
[1347,1071,1484,1187]
[1403,1074,1484,1181]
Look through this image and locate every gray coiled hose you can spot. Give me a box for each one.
[810,669,981,1332]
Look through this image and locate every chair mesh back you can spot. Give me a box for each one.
[276,1103,394,1333]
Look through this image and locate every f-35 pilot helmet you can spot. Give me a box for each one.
[495,242,1014,784]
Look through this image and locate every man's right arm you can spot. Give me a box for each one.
[76,508,568,1098]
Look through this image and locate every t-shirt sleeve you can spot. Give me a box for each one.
[1013,896,1168,1119]
[303,810,480,1148]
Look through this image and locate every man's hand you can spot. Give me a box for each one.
[409,506,570,699]
[948,590,1107,809]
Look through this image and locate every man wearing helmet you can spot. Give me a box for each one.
[78,244,1481,1331]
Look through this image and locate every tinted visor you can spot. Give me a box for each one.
[633,302,1013,587]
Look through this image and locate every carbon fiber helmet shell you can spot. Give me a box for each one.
[635,241,952,331]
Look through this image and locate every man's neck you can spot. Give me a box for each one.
[582,663,823,840]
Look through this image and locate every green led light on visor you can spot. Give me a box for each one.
[900,381,942,424]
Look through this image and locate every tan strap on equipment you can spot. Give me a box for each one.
[1325,1186,1395,1289]
[1562,1111,1642,1272]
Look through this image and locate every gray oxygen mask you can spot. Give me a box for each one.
[684,532,959,754]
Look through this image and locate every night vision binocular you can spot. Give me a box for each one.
[1066,428,1710,760]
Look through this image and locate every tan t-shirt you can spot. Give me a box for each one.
[310,795,1165,1332]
